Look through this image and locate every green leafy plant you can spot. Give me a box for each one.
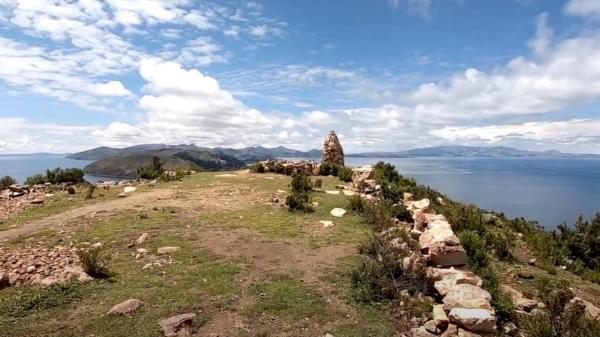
[337,166,353,182]
[77,247,111,279]
[137,156,165,180]
[0,176,16,190]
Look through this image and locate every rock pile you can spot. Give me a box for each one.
[259,159,321,176]
[322,130,344,166]
[403,196,497,337]
[0,246,91,288]
[0,187,50,222]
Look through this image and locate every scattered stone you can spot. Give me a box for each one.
[67,186,76,194]
[215,174,237,178]
[159,313,196,337]
[117,193,126,198]
[330,208,346,217]
[449,308,496,333]
[502,285,538,312]
[136,248,149,254]
[424,320,440,334]
[325,190,340,195]
[136,233,149,245]
[157,246,180,255]
[320,220,335,228]
[322,130,344,166]
[436,196,446,206]
[527,258,536,266]
[342,190,355,196]
[570,297,600,320]
[124,186,137,194]
[502,322,519,336]
[411,326,437,337]
[516,271,534,279]
[441,324,459,337]
[30,197,45,204]
[107,299,144,315]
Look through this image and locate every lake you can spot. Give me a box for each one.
[343,157,600,229]
[0,154,121,184]
[1,154,599,229]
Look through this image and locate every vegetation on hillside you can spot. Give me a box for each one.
[285,173,314,212]
[25,167,85,185]
[0,176,16,190]
[136,156,165,180]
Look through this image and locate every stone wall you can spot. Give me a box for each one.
[404,195,498,337]
[259,159,321,176]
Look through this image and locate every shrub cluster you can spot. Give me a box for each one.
[77,246,111,279]
[136,156,165,180]
[249,162,266,173]
[25,167,84,185]
[337,166,353,182]
[285,173,314,212]
[0,176,16,190]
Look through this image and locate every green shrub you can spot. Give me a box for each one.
[250,162,265,173]
[77,247,111,278]
[313,178,322,189]
[348,194,366,213]
[25,167,84,185]
[459,230,490,271]
[319,163,339,176]
[394,204,413,223]
[285,192,314,212]
[0,176,16,190]
[362,201,394,231]
[137,156,164,180]
[290,173,312,193]
[337,166,353,182]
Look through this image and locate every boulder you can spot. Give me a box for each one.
[428,267,483,296]
[352,166,374,188]
[30,197,45,204]
[107,299,144,315]
[407,198,430,211]
[424,320,440,334]
[443,284,493,311]
[322,130,344,166]
[570,297,600,320]
[330,208,346,218]
[449,308,496,333]
[430,244,468,267]
[159,313,196,337]
[502,285,538,312]
[419,223,460,250]
[441,324,459,337]
[157,246,180,255]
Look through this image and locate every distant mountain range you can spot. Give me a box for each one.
[348,145,600,159]
[67,144,600,177]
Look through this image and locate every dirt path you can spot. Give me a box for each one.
[0,188,177,242]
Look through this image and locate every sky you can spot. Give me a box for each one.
[0,0,599,154]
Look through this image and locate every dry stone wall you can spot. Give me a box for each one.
[404,196,497,337]
[322,130,344,165]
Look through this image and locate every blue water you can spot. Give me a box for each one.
[0,154,121,184]
[287,156,600,229]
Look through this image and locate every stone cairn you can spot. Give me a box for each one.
[351,167,498,337]
[322,130,344,166]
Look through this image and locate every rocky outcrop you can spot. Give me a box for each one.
[259,159,321,176]
[159,313,196,337]
[322,130,344,166]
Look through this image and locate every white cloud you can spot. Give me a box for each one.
[430,119,600,152]
[94,81,132,97]
[565,0,600,18]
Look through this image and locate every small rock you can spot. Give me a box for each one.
[157,246,180,255]
[159,313,196,337]
[330,208,346,217]
[136,248,149,254]
[320,220,335,228]
[124,186,137,194]
[117,193,126,198]
[527,258,536,266]
[424,320,440,334]
[503,322,519,336]
[136,233,149,245]
[107,299,144,315]
[325,190,340,195]
[67,186,76,194]
[91,242,103,249]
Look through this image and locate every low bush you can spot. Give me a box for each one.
[84,183,96,199]
[313,178,322,189]
[337,166,353,182]
[286,173,314,212]
[0,176,16,190]
[249,162,265,173]
[460,230,490,271]
[362,200,394,232]
[77,246,111,279]
[25,167,85,185]
[319,163,339,176]
[347,194,366,213]
[137,156,165,180]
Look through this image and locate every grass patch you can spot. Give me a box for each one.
[244,274,328,321]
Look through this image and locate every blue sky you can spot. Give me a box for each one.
[0,0,599,153]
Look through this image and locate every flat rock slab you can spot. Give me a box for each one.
[124,187,137,194]
[319,220,335,228]
[159,313,196,337]
[325,190,340,195]
[443,284,493,311]
[449,308,496,333]
[107,299,144,315]
[157,246,180,255]
[215,174,237,178]
[330,208,347,217]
